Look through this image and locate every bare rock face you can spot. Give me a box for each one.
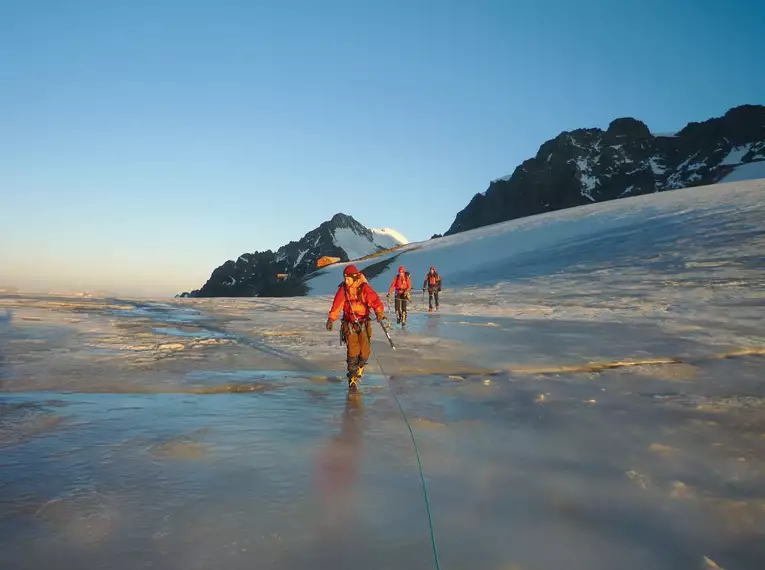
[182,214,390,298]
[446,105,765,235]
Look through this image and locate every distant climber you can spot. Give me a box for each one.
[387,265,412,325]
[326,265,389,390]
[422,266,442,311]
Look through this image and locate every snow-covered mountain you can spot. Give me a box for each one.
[372,228,410,250]
[180,214,407,297]
[447,104,765,235]
[307,178,765,297]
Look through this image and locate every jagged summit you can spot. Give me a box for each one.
[446,104,765,235]
[180,213,407,298]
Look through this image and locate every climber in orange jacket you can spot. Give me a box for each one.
[422,266,442,311]
[387,265,412,325]
[326,265,389,389]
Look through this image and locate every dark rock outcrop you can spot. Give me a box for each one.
[446,105,765,235]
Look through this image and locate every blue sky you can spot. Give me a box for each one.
[2,0,763,296]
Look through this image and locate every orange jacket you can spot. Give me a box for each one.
[328,275,385,323]
[424,271,441,289]
[388,273,411,295]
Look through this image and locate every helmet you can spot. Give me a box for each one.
[344,264,360,276]
[398,265,405,272]
[430,266,435,271]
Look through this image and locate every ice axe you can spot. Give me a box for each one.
[379,320,396,350]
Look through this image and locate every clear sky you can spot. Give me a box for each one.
[2,0,763,297]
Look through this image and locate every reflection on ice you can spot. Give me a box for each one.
[6,363,762,569]
[1,317,764,568]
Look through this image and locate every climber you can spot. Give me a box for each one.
[326,265,389,389]
[422,266,442,311]
[387,265,412,325]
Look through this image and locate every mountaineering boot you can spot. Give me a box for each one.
[428,307,433,312]
[347,355,360,387]
[402,311,407,326]
[348,369,363,391]
[349,359,366,390]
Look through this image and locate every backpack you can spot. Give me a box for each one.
[426,272,441,288]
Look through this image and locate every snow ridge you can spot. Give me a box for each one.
[332,228,381,261]
[372,228,409,249]
[308,179,765,296]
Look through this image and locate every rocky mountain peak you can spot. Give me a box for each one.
[328,212,355,226]
[179,213,407,298]
[324,212,375,241]
[446,104,765,236]
[606,117,651,139]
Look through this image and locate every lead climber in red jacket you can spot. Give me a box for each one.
[326,265,389,389]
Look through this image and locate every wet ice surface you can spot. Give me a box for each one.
[2,205,765,568]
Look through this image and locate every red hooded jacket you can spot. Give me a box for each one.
[328,274,385,323]
[388,267,412,295]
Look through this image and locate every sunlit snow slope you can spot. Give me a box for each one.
[306,179,764,295]
[371,228,409,250]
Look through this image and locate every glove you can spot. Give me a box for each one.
[422,288,426,292]
[378,315,390,329]
[326,319,333,331]
[386,293,391,301]
[406,292,411,300]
